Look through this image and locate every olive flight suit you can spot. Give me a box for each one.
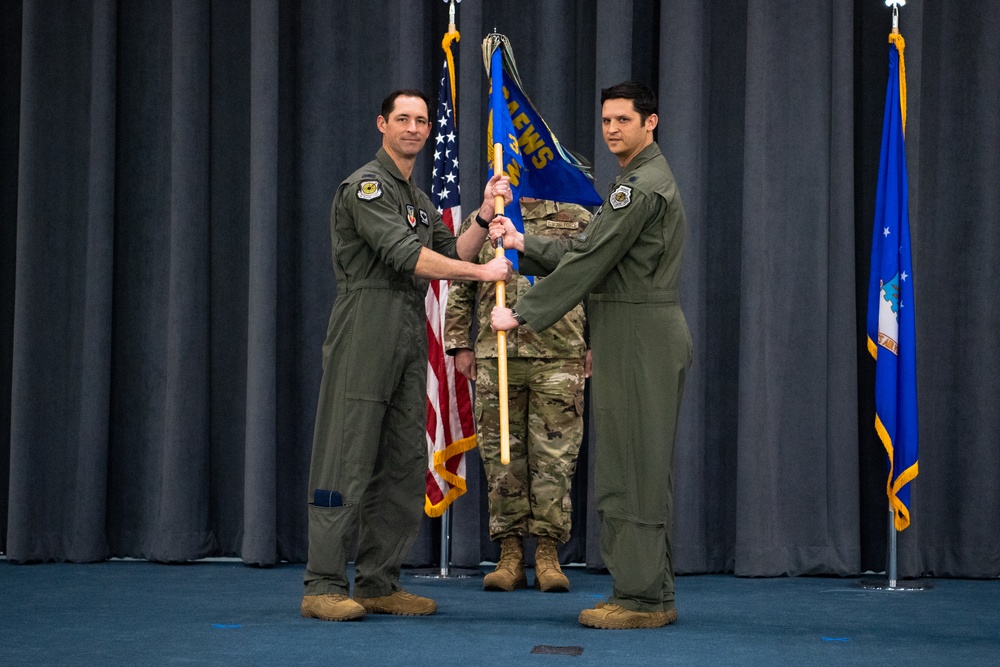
[444,201,590,544]
[304,148,460,598]
[514,143,693,613]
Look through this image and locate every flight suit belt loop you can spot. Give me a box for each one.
[587,289,679,304]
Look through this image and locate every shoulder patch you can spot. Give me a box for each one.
[357,180,382,201]
[609,185,632,210]
[419,209,429,226]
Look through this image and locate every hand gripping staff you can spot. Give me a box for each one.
[491,147,511,465]
[484,33,513,465]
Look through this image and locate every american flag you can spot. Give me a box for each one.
[424,36,477,518]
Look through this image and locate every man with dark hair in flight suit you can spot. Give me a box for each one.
[491,81,692,630]
[301,89,513,622]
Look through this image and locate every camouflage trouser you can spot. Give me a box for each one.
[475,357,585,543]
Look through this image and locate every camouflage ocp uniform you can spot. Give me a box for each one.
[444,200,590,543]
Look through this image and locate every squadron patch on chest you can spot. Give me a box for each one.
[609,185,632,210]
[419,209,429,226]
[406,204,417,228]
[357,180,382,201]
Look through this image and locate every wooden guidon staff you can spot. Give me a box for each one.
[492,144,511,465]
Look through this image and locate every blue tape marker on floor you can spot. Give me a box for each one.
[211,624,241,629]
[821,637,849,642]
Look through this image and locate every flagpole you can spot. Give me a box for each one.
[483,37,510,465]
[411,0,480,581]
[858,0,929,594]
[492,147,511,466]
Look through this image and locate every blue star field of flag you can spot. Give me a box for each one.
[431,64,460,220]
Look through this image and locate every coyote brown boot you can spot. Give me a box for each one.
[352,590,437,616]
[578,604,678,629]
[534,536,570,592]
[300,594,366,621]
[483,536,527,591]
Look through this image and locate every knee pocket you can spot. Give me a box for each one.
[307,503,356,576]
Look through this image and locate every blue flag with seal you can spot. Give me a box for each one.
[484,34,602,271]
[866,32,918,531]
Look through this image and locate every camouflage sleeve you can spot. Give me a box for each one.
[443,214,481,354]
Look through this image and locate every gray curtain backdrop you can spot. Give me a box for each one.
[1,0,997,577]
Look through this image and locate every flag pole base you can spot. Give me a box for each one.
[408,567,483,579]
[856,577,933,591]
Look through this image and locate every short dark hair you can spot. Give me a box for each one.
[380,89,431,120]
[600,81,657,123]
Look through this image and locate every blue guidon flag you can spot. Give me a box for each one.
[483,34,602,271]
[866,31,918,531]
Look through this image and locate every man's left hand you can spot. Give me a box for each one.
[490,306,519,332]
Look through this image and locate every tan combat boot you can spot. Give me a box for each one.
[353,589,437,616]
[533,536,570,592]
[578,604,677,629]
[482,536,527,591]
[300,594,366,621]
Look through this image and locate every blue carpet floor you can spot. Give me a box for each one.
[1,560,998,666]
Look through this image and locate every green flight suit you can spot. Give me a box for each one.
[304,148,460,598]
[515,143,693,613]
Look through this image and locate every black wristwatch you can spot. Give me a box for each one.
[475,212,492,229]
[510,309,527,326]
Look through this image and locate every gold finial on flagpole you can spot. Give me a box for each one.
[885,0,905,34]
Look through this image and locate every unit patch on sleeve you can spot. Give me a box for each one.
[609,185,632,210]
[419,209,429,226]
[406,204,417,228]
[357,180,382,201]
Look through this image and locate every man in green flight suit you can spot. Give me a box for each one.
[301,89,512,622]
[491,81,693,629]
[444,198,591,593]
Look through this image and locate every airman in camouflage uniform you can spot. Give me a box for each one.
[444,198,591,592]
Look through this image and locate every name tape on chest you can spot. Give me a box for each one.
[357,180,382,201]
[544,220,579,230]
[609,184,632,210]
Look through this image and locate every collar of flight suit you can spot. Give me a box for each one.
[616,141,663,184]
[374,147,413,186]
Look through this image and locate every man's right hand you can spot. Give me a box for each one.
[480,255,512,282]
[454,349,476,380]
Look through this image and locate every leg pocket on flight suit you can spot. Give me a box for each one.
[593,407,632,514]
[307,503,356,576]
[344,291,406,402]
